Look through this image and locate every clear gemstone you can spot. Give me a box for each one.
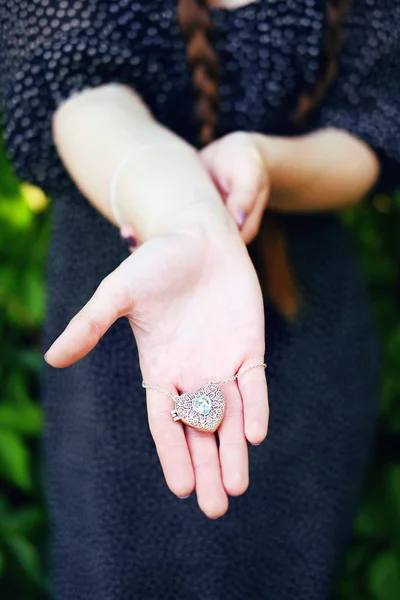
[192,394,212,415]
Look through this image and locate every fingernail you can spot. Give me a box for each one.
[120,224,137,247]
[178,494,191,499]
[44,352,49,362]
[252,442,261,446]
[121,234,137,248]
[237,208,247,230]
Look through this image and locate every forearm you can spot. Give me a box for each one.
[252,128,380,212]
[52,83,232,240]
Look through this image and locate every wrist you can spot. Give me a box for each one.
[145,197,238,241]
[112,144,237,242]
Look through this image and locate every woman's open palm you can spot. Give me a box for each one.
[44,226,269,518]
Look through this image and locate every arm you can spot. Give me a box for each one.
[199,128,380,244]
[252,128,380,212]
[52,83,233,240]
[46,83,269,519]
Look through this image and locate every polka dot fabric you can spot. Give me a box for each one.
[1,0,399,191]
[0,2,393,599]
[313,0,400,188]
[0,0,198,190]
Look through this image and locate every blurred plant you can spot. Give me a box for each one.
[335,191,400,600]
[0,138,50,599]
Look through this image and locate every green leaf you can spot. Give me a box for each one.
[3,372,32,406]
[17,348,42,373]
[0,402,43,436]
[20,271,45,325]
[354,504,388,539]
[0,430,32,491]
[368,551,400,600]
[0,550,4,577]
[0,506,45,536]
[5,534,41,583]
[386,465,400,541]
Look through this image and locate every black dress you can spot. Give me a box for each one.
[1,1,399,599]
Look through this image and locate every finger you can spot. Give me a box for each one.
[147,387,195,498]
[199,141,261,215]
[237,363,269,445]
[226,155,269,236]
[218,381,249,496]
[239,186,269,245]
[120,223,140,253]
[226,159,264,225]
[227,189,257,232]
[186,428,229,519]
[44,272,130,368]
[199,145,231,203]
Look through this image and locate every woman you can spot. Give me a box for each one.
[0,0,398,598]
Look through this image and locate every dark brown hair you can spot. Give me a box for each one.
[177,0,350,317]
[177,0,220,145]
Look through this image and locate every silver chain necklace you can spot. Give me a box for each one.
[142,361,267,432]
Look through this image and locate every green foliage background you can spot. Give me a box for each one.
[0,131,399,599]
[0,134,49,600]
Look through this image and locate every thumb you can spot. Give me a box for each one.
[200,141,267,231]
[44,271,132,368]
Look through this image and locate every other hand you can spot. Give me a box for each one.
[200,132,270,244]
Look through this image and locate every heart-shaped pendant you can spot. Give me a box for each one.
[171,382,225,432]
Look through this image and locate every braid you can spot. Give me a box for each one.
[177,0,350,319]
[177,0,350,140]
[177,0,219,146]
[291,0,350,127]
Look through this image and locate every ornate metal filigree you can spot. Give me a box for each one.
[171,382,225,432]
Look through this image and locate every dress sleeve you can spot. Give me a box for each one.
[0,1,175,189]
[309,0,400,192]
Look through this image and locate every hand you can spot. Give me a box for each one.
[200,132,270,245]
[44,216,269,519]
